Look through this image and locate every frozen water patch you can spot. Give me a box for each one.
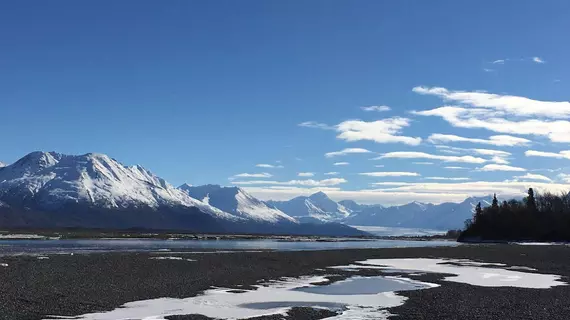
[353,258,566,289]
[149,256,195,262]
[0,263,8,267]
[0,233,46,239]
[513,242,568,246]
[48,274,433,320]
[293,276,434,295]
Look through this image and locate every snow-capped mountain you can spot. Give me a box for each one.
[0,161,6,168]
[267,192,351,222]
[178,184,297,224]
[0,151,234,220]
[344,196,494,230]
[0,151,366,236]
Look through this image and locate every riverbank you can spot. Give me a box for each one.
[1,245,569,319]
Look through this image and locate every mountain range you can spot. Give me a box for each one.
[268,192,492,230]
[0,152,362,236]
[0,151,492,235]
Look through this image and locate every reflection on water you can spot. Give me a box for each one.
[0,238,457,255]
[55,274,431,320]
[294,276,430,295]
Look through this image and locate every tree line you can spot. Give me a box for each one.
[458,188,570,242]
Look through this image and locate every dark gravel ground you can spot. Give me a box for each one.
[1,244,570,320]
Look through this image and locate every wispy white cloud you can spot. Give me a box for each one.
[359,171,420,177]
[413,162,434,165]
[483,68,495,72]
[375,151,487,164]
[478,164,526,172]
[233,172,272,178]
[490,57,545,65]
[298,121,334,130]
[444,166,469,170]
[369,182,413,186]
[300,117,421,146]
[525,150,570,160]
[256,164,284,169]
[244,181,570,206]
[470,149,511,157]
[375,164,385,168]
[424,177,470,181]
[413,86,570,119]
[336,117,422,146]
[558,173,570,183]
[232,178,347,187]
[324,172,339,176]
[414,106,570,143]
[427,133,530,146]
[514,173,552,182]
[333,162,350,166]
[298,172,315,177]
[361,105,391,112]
[325,148,372,158]
[431,145,510,164]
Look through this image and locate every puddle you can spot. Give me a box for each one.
[349,258,566,289]
[48,274,427,320]
[46,258,560,320]
[294,276,430,295]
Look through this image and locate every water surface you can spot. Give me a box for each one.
[0,238,457,255]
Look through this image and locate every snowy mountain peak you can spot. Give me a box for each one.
[268,191,351,222]
[179,184,297,223]
[0,151,236,220]
[309,191,329,200]
[0,161,7,168]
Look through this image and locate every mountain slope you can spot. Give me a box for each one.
[267,192,350,222]
[0,152,366,236]
[178,184,297,223]
[0,151,235,220]
[344,196,494,230]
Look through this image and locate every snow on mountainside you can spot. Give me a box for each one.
[344,195,494,230]
[0,151,236,220]
[0,162,6,168]
[178,184,297,223]
[267,192,351,222]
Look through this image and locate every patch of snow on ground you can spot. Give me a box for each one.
[0,234,47,239]
[49,275,417,320]
[513,242,567,246]
[354,258,565,289]
[149,256,195,262]
[0,263,8,267]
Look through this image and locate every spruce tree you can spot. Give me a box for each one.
[527,188,537,211]
[492,193,499,209]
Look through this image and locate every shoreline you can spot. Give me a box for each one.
[1,245,570,319]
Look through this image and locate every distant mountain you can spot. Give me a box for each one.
[338,200,384,213]
[266,189,494,230]
[344,196,494,230]
[0,151,366,236]
[267,191,351,223]
[178,184,297,223]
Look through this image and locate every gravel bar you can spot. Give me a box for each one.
[1,244,569,320]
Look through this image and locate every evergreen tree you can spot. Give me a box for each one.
[492,193,499,209]
[474,202,482,222]
[527,188,537,211]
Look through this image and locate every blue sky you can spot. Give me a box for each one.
[2,1,570,204]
